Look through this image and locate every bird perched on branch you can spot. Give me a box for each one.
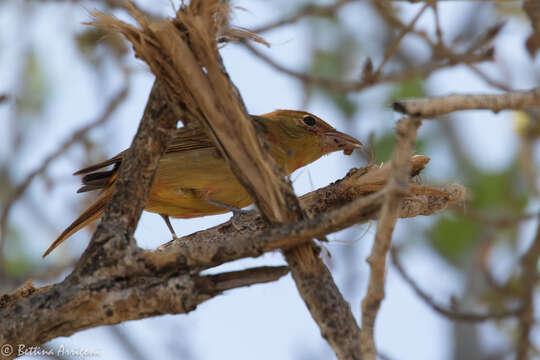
[43,110,362,257]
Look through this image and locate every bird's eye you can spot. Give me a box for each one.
[303,115,316,126]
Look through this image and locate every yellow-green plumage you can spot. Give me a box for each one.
[147,144,252,217]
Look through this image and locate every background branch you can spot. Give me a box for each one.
[243,41,492,94]
[390,247,520,322]
[252,0,357,34]
[0,84,129,255]
[516,218,540,360]
[393,87,540,117]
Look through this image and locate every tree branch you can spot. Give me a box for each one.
[0,84,129,256]
[371,3,430,80]
[360,117,421,360]
[0,156,463,358]
[72,80,177,276]
[252,0,358,34]
[517,218,540,360]
[76,4,364,358]
[393,87,540,117]
[150,156,464,272]
[0,265,288,356]
[390,247,520,322]
[523,0,540,57]
[0,3,473,360]
[243,40,492,93]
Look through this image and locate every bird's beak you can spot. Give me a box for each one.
[322,130,362,155]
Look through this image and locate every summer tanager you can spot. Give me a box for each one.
[43,110,362,257]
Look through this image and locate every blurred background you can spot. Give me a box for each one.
[1,0,539,359]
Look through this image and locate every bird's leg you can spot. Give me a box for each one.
[159,213,179,241]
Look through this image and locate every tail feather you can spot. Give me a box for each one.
[77,169,118,193]
[43,195,109,257]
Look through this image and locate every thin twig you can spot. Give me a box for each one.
[457,209,538,229]
[391,247,520,322]
[467,64,511,92]
[371,3,430,80]
[207,266,290,291]
[431,2,444,47]
[243,40,492,93]
[359,117,421,360]
[523,0,540,57]
[517,218,540,360]
[252,0,357,34]
[372,2,436,48]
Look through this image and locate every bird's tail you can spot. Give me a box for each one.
[42,194,109,257]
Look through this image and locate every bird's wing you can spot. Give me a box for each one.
[165,126,216,153]
[74,127,217,193]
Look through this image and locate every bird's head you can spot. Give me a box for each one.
[253,110,362,174]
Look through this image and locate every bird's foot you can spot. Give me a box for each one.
[207,200,250,218]
[207,200,258,231]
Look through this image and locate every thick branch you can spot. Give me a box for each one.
[0,265,288,356]
[73,81,177,276]
[147,156,464,271]
[171,5,363,358]
[285,254,362,359]
[393,87,540,117]
[0,157,463,354]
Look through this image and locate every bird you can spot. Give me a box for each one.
[43,110,362,257]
